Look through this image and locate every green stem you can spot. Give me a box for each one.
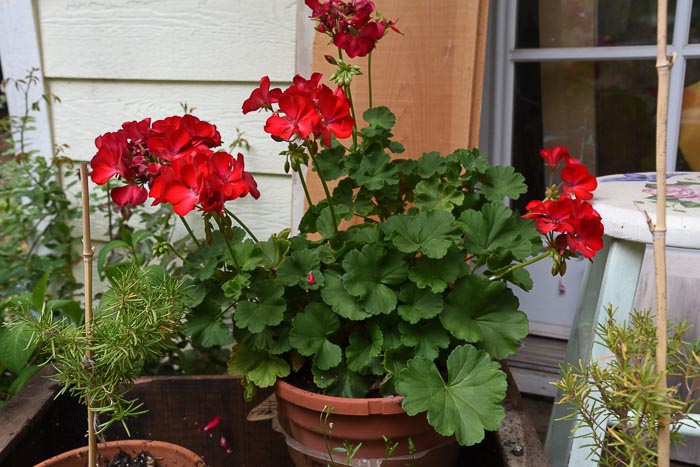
[224,208,259,242]
[178,215,201,249]
[295,166,314,208]
[489,250,551,281]
[367,52,373,109]
[345,85,358,146]
[309,151,339,233]
[215,214,242,272]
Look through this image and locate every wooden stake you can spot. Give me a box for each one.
[79,163,97,467]
[654,2,671,466]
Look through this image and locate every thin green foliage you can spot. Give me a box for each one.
[8,265,188,434]
[554,305,700,467]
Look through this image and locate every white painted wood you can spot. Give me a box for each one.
[36,0,297,81]
[0,0,53,158]
[47,79,291,175]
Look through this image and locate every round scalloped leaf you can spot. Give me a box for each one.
[289,303,342,370]
[396,344,506,446]
[441,274,527,359]
[382,210,459,259]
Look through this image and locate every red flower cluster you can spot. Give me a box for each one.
[242,73,354,148]
[523,146,603,264]
[90,115,259,215]
[305,0,399,58]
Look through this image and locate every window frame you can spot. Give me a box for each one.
[485,0,700,172]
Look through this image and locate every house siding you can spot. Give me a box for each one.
[35,0,301,240]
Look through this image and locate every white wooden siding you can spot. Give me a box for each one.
[29,0,304,241]
[48,79,289,175]
[36,0,297,82]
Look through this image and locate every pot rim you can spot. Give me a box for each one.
[275,379,405,415]
[33,439,205,467]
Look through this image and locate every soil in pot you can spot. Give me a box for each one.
[33,440,207,467]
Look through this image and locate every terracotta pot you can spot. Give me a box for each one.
[33,439,207,467]
[274,380,458,465]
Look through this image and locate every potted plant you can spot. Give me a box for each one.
[8,260,206,466]
[554,305,700,467]
[87,0,604,464]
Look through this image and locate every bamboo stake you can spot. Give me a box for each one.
[654,1,671,466]
[79,163,97,467]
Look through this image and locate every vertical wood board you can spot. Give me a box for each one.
[304,0,490,204]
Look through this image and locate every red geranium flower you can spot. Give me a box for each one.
[242,76,283,114]
[265,93,321,141]
[539,146,570,169]
[561,161,597,200]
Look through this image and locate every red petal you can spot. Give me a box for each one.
[204,415,221,432]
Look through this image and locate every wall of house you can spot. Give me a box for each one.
[31,0,305,241]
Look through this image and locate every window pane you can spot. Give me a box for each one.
[516,0,675,48]
[690,2,700,43]
[512,60,658,208]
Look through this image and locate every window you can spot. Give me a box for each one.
[484,1,700,338]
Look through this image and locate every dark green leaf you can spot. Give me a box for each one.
[396,344,507,446]
[289,303,342,370]
[441,274,528,359]
[481,166,527,202]
[397,284,443,324]
[383,210,459,259]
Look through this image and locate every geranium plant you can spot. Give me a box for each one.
[89,0,603,448]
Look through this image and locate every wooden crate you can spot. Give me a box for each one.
[0,366,548,467]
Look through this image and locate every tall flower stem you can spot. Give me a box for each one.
[224,208,259,242]
[488,250,551,281]
[367,52,373,108]
[309,151,339,233]
[295,166,314,208]
[215,214,242,272]
[178,215,202,249]
[345,85,358,147]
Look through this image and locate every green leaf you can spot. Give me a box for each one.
[228,344,290,388]
[416,151,447,177]
[460,202,539,260]
[182,238,224,280]
[314,146,347,180]
[398,319,450,360]
[396,345,507,446]
[221,273,251,301]
[234,280,286,333]
[441,274,528,359]
[0,322,37,373]
[290,303,342,370]
[450,148,489,174]
[228,239,264,271]
[363,106,396,130]
[481,166,527,202]
[97,240,130,279]
[342,245,408,315]
[320,270,371,320]
[382,210,459,259]
[345,323,383,372]
[31,273,49,311]
[397,284,443,324]
[258,233,291,268]
[408,251,465,293]
[353,151,399,190]
[277,249,323,289]
[326,370,372,398]
[46,299,83,325]
[413,178,465,211]
[183,306,232,347]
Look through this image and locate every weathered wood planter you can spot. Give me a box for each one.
[0,366,548,467]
